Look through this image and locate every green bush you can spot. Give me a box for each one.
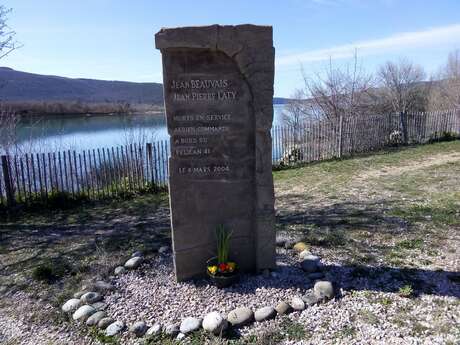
[31,258,72,283]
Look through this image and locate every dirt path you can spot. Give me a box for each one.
[356,151,460,181]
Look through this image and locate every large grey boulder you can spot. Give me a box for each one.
[98,317,114,329]
[146,323,162,336]
[254,306,276,322]
[290,296,306,311]
[80,291,102,304]
[302,291,322,306]
[61,299,81,313]
[130,321,147,337]
[202,312,228,335]
[124,256,143,269]
[72,305,96,321]
[114,266,126,275]
[275,301,292,315]
[106,321,125,336]
[86,311,106,326]
[314,281,334,300]
[180,317,202,334]
[227,307,254,327]
[164,323,180,336]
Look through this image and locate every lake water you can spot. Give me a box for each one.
[16,104,286,153]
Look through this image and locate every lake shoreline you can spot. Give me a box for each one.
[17,109,166,118]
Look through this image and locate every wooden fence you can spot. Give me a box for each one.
[272,110,460,165]
[0,109,459,208]
[0,142,170,207]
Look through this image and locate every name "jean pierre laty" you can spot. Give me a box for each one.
[170,79,237,102]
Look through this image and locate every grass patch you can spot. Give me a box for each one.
[337,325,356,338]
[303,226,347,247]
[378,297,393,306]
[358,310,379,325]
[279,319,308,341]
[88,328,120,344]
[390,198,460,226]
[396,238,424,250]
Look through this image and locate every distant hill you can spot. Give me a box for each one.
[273,97,290,104]
[0,67,164,115]
[0,67,164,104]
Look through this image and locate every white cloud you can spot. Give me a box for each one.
[276,24,460,67]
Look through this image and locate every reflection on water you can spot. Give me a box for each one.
[16,105,286,153]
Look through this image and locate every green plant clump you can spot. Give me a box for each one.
[216,224,232,264]
[398,284,414,298]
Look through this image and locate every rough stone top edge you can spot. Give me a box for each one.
[155,24,273,50]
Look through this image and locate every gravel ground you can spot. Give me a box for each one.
[101,248,459,345]
[106,249,312,330]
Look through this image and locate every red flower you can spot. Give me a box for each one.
[218,263,228,272]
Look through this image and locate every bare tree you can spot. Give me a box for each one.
[377,58,430,143]
[430,50,460,110]
[298,52,374,122]
[280,53,373,163]
[0,5,20,59]
[0,6,22,155]
[377,58,430,114]
[282,90,310,127]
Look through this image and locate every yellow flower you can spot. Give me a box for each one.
[208,265,218,275]
[227,262,236,272]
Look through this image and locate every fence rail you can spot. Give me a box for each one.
[0,109,459,208]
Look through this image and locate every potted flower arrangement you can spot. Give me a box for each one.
[206,225,239,288]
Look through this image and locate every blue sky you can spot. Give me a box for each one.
[2,0,460,97]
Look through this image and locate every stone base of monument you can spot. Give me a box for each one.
[206,257,240,289]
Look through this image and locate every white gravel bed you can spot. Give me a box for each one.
[105,250,313,326]
[102,249,459,345]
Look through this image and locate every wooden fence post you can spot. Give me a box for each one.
[1,155,15,206]
[337,115,344,158]
[146,143,156,190]
[400,111,409,145]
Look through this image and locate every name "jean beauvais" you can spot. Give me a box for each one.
[172,91,237,102]
[171,79,229,89]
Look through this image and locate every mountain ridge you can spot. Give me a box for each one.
[0,67,164,104]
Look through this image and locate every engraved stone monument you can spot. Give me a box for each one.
[155,25,276,281]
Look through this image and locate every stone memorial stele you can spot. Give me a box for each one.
[155,24,276,281]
